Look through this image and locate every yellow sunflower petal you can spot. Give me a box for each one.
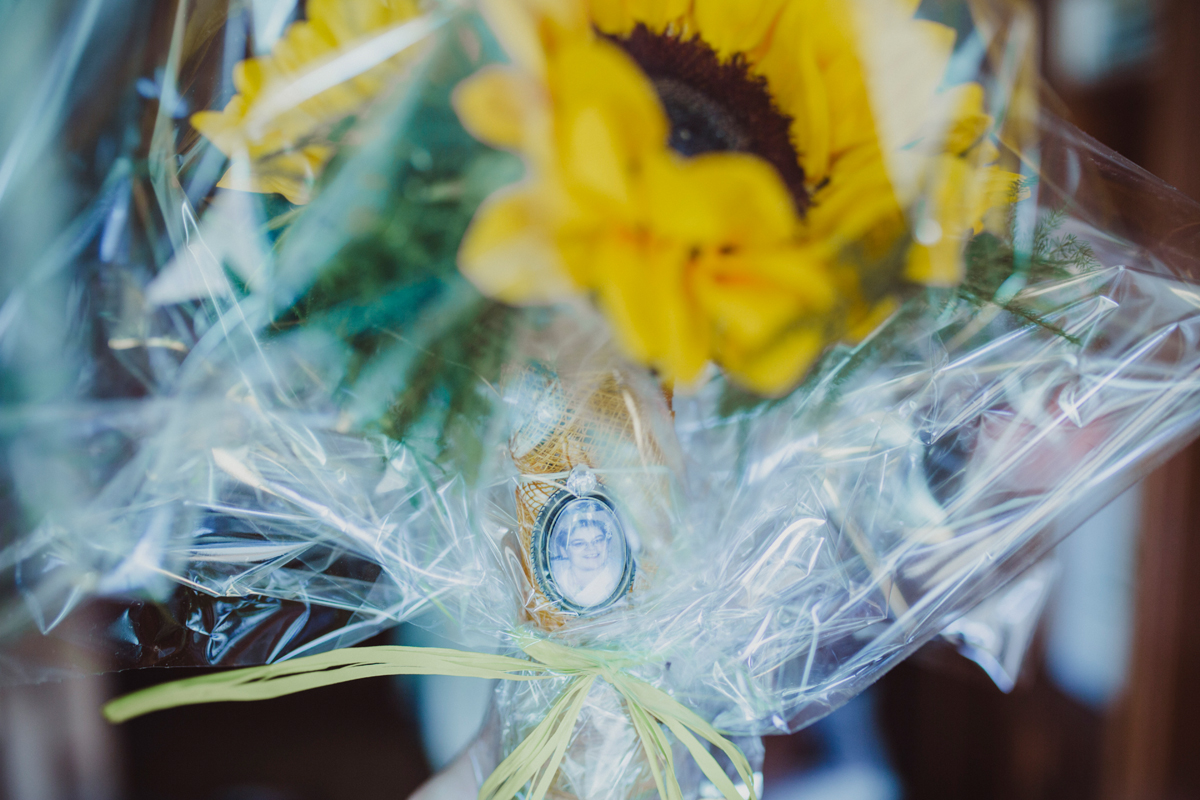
[852,0,958,197]
[552,39,668,159]
[908,157,973,284]
[588,0,635,35]
[645,152,797,247]
[458,185,577,304]
[479,0,548,76]
[191,104,248,154]
[690,0,790,60]
[846,297,898,341]
[313,0,420,36]
[307,0,356,43]
[592,237,711,382]
[591,238,663,360]
[824,51,876,159]
[939,82,992,155]
[625,0,692,32]
[216,147,332,205]
[753,0,833,183]
[452,65,543,150]
[590,0,691,35]
[563,105,634,205]
[726,326,826,397]
[191,0,427,202]
[656,256,712,383]
[484,0,592,68]
[551,39,668,209]
[693,251,831,350]
[976,166,1023,227]
[805,150,901,245]
[906,156,1019,285]
[702,288,798,350]
[233,57,265,98]
[723,247,838,308]
[905,241,942,285]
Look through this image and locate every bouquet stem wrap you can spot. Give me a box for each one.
[103,639,757,800]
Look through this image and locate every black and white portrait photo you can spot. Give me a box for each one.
[547,497,627,609]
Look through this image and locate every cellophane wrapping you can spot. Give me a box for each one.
[3,1,1200,799]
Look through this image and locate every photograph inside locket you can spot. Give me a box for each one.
[548,498,629,609]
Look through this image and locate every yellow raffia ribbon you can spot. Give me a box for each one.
[103,636,758,800]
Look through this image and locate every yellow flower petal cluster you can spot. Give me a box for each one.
[191,0,423,204]
[455,0,1018,395]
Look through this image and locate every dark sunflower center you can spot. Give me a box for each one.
[604,24,809,212]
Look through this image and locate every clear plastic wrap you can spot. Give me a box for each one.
[4,0,1200,798]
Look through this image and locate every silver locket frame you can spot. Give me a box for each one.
[531,487,636,616]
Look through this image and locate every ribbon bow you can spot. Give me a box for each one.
[104,637,758,800]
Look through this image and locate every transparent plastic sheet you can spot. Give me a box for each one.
[4,1,1200,799]
[939,556,1059,692]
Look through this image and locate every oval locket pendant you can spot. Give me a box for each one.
[530,478,636,616]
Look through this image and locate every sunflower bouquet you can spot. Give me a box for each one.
[4,0,1200,798]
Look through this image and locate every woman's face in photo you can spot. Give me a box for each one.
[544,497,629,610]
[567,522,609,572]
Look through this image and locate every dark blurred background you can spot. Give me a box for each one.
[2,0,1199,798]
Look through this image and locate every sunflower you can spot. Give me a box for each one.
[453,0,1018,394]
[191,0,425,204]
